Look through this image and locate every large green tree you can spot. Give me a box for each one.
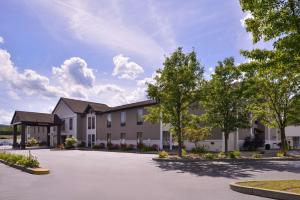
[201,57,250,153]
[145,48,204,157]
[239,0,300,153]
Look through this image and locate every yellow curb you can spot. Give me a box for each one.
[29,168,50,175]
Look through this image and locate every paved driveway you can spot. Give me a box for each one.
[1,150,300,200]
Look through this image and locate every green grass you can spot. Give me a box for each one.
[238,180,300,194]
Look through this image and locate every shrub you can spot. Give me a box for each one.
[27,138,38,147]
[203,153,215,159]
[125,144,135,151]
[251,153,262,159]
[218,152,226,159]
[158,151,169,158]
[276,152,285,157]
[64,136,77,149]
[138,143,157,152]
[57,144,64,150]
[191,146,207,154]
[92,143,105,149]
[151,144,159,151]
[182,149,187,157]
[107,144,120,150]
[77,141,86,148]
[0,151,40,168]
[228,150,241,159]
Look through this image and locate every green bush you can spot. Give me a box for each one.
[0,151,40,168]
[228,151,241,159]
[203,153,215,159]
[191,146,207,154]
[218,152,226,159]
[182,149,187,157]
[27,138,39,147]
[158,151,169,158]
[276,152,285,157]
[251,153,262,159]
[64,136,77,149]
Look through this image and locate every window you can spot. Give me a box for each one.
[107,113,112,127]
[53,126,57,132]
[88,117,91,129]
[120,133,126,144]
[107,133,111,144]
[120,112,126,126]
[92,116,95,129]
[137,132,143,145]
[62,120,65,131]
[137,109,143,125]
[69,118,73,130]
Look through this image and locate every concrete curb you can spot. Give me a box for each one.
[152,157,300,162]
[230,181,300,200]
[0,159,50,175]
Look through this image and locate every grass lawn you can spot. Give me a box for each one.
[238,180,300,194]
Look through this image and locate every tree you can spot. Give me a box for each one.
[145,47,204,157]
[184,126,211,148]
[200,57,250,154]
[240,50,300,153]
[239,0,300,153]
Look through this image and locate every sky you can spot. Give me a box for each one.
[0,0,272,124]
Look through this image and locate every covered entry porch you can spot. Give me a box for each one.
[10,111,62,149]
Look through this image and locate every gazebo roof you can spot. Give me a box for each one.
[11,111,62,126]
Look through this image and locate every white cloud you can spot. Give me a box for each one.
[0,36,4,44]
[240,12,253,28]
[0,49,66,98]
[7,90,20,100]
[0,109,13,125]
[52,57,95,87]
[112,54,144,80]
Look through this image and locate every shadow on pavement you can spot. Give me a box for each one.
[153,160,300,178]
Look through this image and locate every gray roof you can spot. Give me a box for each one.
[59,98,110,113]
[106,100,157,112]
[11,111,61,125]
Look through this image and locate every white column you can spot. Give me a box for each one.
[222,132,225,152]
[169,132,173,150]
[268,127,271,144]
[236,128,239,150]
[159,118,163,150]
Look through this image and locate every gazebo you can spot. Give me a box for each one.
[10,111,62,149]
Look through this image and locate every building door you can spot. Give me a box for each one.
[87,134,96,148]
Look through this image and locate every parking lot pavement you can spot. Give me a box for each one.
[1,149,300,200]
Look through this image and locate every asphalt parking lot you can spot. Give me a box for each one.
[1,149,300,200]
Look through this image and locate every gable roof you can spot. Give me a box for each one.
[106,100,157,112]
[52,97,110,114]
[11,111,61,125]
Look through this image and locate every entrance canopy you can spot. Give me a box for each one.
[11,111,62,126]
[10,111,62,149]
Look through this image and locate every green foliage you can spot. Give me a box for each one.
[145,47,204,157]
[203,153,215,159]
[64,136,77,149]
[0,151,40,168]
[218,152,226,159]
[27,137,39,147]
[251,153,262,159]
[191,146,207,154]
[229,151,241,159]
[184,126,211,148]
[276,152,285,157]
[182,149,187,157]
[200,57,250,153]
[158,151,169,158]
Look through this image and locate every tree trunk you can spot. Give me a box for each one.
[177,129,182,157]
[280,127,288,155]
[224,132,229,154]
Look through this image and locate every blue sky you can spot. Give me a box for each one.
[0,0,271,124]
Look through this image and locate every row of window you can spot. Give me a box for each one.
[106,132,143,144]
[87,116,95,130]
[106,109,144,127]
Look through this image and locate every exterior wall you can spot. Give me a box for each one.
[96,107,160,146]
[76,114,86,143]
[25,126,47,142]
[52,100,77,137]
[286,125,300,148]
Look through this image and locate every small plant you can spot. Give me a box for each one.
[92,143,105,149]
[57,144,65,150]
[203,153,215,159]
[218,152,226,159]
[182,149,187,157]
[27,137,39,147]
[158,151,169,158]
[64,136,77,149]
[77,141,86,148]
[191,146,207,154]
[251,153,262,159]
[276,152,285,157]
[228,150,241,159]
[0,151,40,168]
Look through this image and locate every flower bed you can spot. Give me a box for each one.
[0,151,39,168]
